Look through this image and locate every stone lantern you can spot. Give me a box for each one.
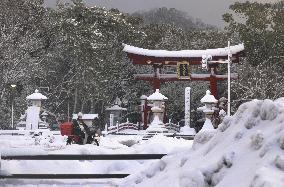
[146,89,168,133]
[198,90,218,131]
[25,89,47,130]
[105,104,127,127]
[26,89,47,107]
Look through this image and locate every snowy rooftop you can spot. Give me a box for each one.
[147,89,168,101]
[123,43,244,58]
[26,89,47,100]
[201,90,218,103]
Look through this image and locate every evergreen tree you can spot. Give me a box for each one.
[223,1,284,104]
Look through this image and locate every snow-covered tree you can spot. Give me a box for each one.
[223,1,284,106]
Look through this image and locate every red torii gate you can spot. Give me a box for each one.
[123,43,245,97]
[123,44,245,128]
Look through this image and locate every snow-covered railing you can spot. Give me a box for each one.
[103,122,180,135]
[0,130,61,136]
[164,123,180,132]
[104,122,140,135]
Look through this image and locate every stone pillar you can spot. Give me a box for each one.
[185,87,191,127]
[110,114,114,127]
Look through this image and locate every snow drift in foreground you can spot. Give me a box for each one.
[119,99,284,187]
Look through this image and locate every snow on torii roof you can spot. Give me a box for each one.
[123,43,245,66]
[26,89,47,100]
[123,43,244,58]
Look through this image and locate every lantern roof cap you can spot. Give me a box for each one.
[26,89,47,100]
[201,90,218,103]
[147,89,168,101]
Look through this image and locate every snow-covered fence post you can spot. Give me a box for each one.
[116,121,119,133]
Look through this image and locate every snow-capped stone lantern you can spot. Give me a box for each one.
[198,90,218,131]
[147,89,168,133]
[26,89,47,107]
[25,89,47,130]
[105,101,127,127]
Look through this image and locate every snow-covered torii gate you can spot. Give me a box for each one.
[123,44,245,98]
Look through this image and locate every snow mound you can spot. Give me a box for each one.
[118,99,284,187]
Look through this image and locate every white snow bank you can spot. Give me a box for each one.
[179,125,196,135]
[0,132,192,186]
[118,98,284,187]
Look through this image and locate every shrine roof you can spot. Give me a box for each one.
[123,43,244,58]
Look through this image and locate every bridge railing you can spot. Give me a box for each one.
[104,122,180,135]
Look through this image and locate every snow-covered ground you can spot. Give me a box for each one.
[119,99,284,187]
[1,98,284,187]
[0,130,192,186]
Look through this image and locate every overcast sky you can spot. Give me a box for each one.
[44,0,280,27]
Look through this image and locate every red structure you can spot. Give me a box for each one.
[123,44,245,128]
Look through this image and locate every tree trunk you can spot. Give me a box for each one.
[73,88,78,114]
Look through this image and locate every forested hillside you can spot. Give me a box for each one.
[0,0,282,129]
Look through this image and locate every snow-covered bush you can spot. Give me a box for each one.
[180,157,188,167]
[218,116,232,132]
[260,99,278,121]
[250,131,264,150]
[159,160,167,171]
[274,155,284,171]
[235,102,249,117]
[235,130,244,140]
[222,152,235,168]
[245,117,258,129]
[120,98,284,186]
[192,129,216,150]
[179,169,205,187]
[259,142,273,158]
[278,133,284,150]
